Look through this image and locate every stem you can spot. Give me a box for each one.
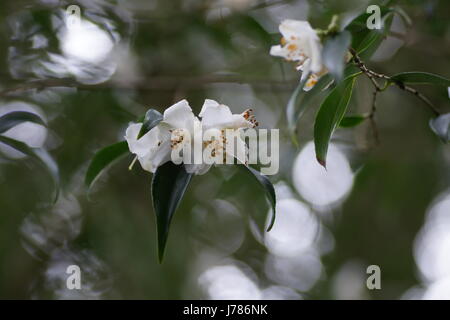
[128,156,138,171]
[369,90,380,146]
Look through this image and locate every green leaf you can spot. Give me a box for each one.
[322,31,352,81]
[429,113,450,142]
[390,72,450,86]
[85,141,129,190]
[241,165,276,232]
[0,111,46,134]
[287,73,333,132]
[314,75,357,167]
[339,114,369,128]
[0,135,59,202]
[152,161,193,262]
[138,109,163,139]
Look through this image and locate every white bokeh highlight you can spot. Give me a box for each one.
[410,192,450,299]
[60,19,115,64]
[264,198,318,257]
[292,141,354,208]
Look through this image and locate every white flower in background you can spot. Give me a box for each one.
[270,19,327,91]
[299,59,328,91]
[125,99,258,175]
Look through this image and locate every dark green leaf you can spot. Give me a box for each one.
[430,113,450,142]
[390,72,450,86]
[138,109,163,139]
[0,111,46,134]
[241,165,276,232]
[152,161,193,262]
[85,141,129,190]
[339,114,369,128]
[0,135,59,202]
[323,31,352,81]
[314,75,357,167]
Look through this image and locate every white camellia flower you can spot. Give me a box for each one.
[270,19,326,91]
[125,99,258,175]
[199,99,257,169]
[125,99,203,174]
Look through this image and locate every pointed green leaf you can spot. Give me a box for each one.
[0,111,46,134]
[314,75,357,167]
[152,161,193,262]
[241,165,276,232]
[85,141,129,190]
[430,113,450,142]
[390,72,450,86]
[0,135,59,201]
[339,114,369,128]
[323,31,352,81]
[138,109,163,139]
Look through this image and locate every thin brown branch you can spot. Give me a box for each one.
[369,90,380,146]
[349,48,440,116]
[350,49,383,91]
[394,81,440,116]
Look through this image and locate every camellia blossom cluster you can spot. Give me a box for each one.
[270,19,328,91]
[125,99,258,175]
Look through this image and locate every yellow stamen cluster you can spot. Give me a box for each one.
[203,129,229,163]
[170,129,187,149]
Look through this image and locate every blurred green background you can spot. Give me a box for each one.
[0,0,449,299]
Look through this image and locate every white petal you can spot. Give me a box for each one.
[200,100,235,129]
[270,45,288,58]
[163,99,195,130]
[231,114,254,129]
[137,140,171,173]
[300,58,312,79]
[308,37,322,73]
[200,100,254,129]
[279,20,314,40]
[199,99,220,117]
[125,122,159,158]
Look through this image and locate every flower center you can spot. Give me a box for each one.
[170,128,190,150]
